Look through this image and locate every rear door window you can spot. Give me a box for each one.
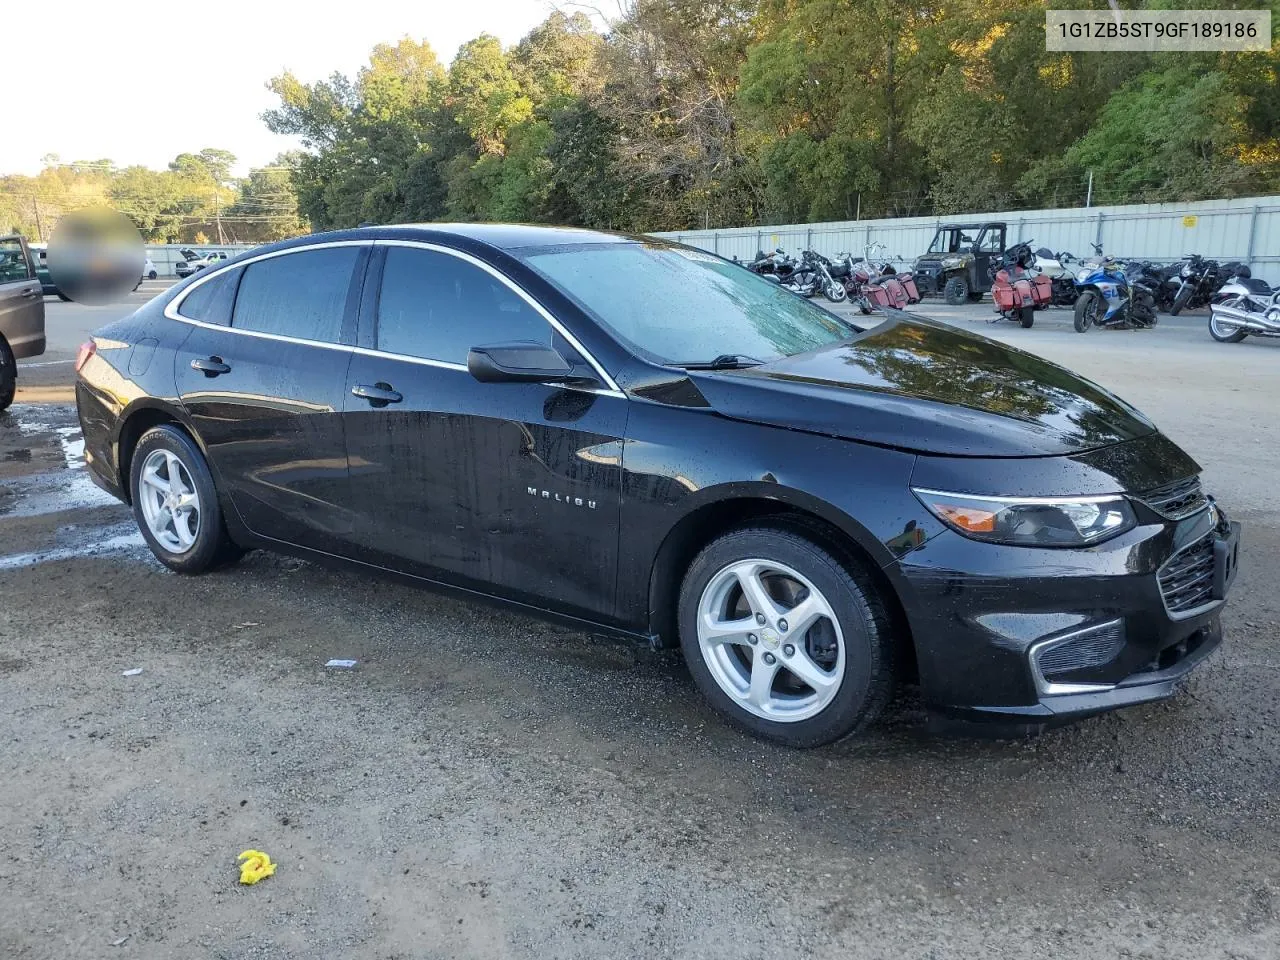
[232,247,362,343]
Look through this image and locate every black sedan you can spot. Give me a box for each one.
[74,224,1240,746]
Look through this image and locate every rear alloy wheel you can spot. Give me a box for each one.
[1209,302,1249,343]
[943,275,969,305]
[679,528,893,747]
[0,337,15,412]
[129,425,242,573]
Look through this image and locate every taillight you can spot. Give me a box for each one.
[74,340,96,373]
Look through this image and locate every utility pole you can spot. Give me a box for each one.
[1085,170,1093,208]
[32,198,44,241]
[215,188,226,245]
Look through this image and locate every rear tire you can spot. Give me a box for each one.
[1074,290,1100,332]
[1019,305,1035,328]
[1209,307,1249,343]
[678,527,894,748]
[943,276,969,305]
[0,337,15,412]
[128,425,243,574]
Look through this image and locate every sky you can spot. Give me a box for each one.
[6,0,584,178]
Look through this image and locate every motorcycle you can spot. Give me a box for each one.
[990,242,1052,327]
[1169,254,1248,315]
[1029,247,1079,306]
[865,243,921,304]
[1072,255,1158,331]
[1206,270,1280,342]
[833,253,876,314]
[804,251,849,303]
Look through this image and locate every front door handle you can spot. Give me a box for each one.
[351,382,403,407]
[21,287,37,299]
[190,356,231,377]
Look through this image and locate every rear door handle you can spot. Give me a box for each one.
[351,382,403,407]
[190,356,231,376]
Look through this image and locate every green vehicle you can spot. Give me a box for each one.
[27,243,69,299]
[912,222,1008,305]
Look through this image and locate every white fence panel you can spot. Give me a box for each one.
[654,195,1280,275]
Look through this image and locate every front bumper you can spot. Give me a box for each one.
[891,502,1238,735]
[914,261,944,294]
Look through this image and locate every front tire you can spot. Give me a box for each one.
[943,275,969,305]
[0,337,15,412]
[1170,285,1192,316]
[678,527,894,748]
[128,425,242,574]
[824,281,847,303]
[1074,290,1100,332]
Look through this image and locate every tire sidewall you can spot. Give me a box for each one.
[1019,305,1034,328]
[0,337,15,412]
[1073,290,1097,332]
[677,528,885,747]
[943,275,969,305]
[128,425,228,573]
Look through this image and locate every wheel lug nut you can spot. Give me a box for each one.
[748,634,758,645]
[755,613,766,625]
[783,644,795,657]
[779,618,788,632]
[762,652,776,665]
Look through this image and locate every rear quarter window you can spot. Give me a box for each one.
[176,268,241,326]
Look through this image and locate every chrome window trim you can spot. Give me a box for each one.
[350,346,466,373]
[161,238,625,398]
[374,238,623,396]
[1027,620,1123,697]
[162,240,372,332]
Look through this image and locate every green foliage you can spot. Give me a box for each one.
[257,3,1280,233]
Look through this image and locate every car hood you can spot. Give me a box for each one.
[688,315,1158,457]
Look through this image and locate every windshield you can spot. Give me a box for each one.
[520,242,859,365]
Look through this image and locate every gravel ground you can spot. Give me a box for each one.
[1,295,1277,959]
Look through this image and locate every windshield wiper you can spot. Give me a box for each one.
[675,354,765,370]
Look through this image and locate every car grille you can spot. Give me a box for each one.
[1158,535,1216,615]
[1034,621,1125,682]
[1139,476,1207,520]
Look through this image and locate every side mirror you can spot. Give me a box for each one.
[467,341,585,385]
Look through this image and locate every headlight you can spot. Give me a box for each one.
[941,256,965,269]
[912,489,1136,547]
[1076,269,1091,282]
[1180,265,1192,278]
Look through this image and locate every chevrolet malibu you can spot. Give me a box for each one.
[74,225,1240,746]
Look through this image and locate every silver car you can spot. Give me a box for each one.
[0,234,46,411]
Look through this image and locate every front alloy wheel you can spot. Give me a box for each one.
[679,527,894,747]
[1074,290,1100,332]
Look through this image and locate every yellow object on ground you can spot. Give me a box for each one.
[237,849,277,885]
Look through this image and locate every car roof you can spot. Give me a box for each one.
[938,222,1003,229]
[252,223,641,258]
